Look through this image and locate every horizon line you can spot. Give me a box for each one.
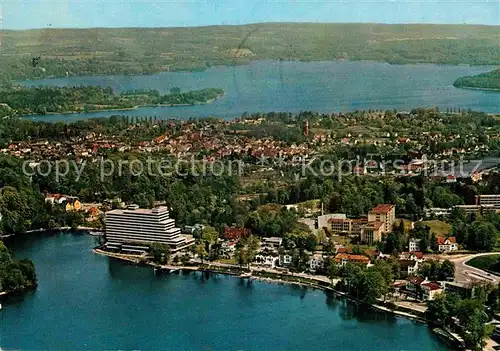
[2,21,499,31]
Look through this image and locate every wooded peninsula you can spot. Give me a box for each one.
[453,69,500,91]
[0,86,224,115]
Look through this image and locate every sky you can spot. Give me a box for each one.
[1,0,499,30]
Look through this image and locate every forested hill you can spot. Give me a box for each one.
[0,23,499,84]
[453,69,500,90]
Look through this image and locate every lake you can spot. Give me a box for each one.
[22,60,499,122]
[1,232,449,350]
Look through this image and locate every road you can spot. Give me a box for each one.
[448,252,500,284]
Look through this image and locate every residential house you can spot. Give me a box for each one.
[398,259,419,278]
[334,253,370,267]
[406,277,443,301]
[421,282,443,301]
[309,254,324,272]
[409,238,421,252]
[65,198,81,211]
[445,175,457,183]
[86,206,101,222]
[279,253,293,266]
[221,241,237,258]
[224,227,250,240]
[405,276,425,296]
[262,237,283,249]
[437,237,458,253]
[255,252,278,268]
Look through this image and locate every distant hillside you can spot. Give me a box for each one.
[453,69,500,90]
[1,23,499,83]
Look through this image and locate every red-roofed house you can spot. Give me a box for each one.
[421,282,443,300]
[224,227,250,240]
[446,175,457,183]
[334,253,370,267]
[437,237,458,252]
[405,277,443,300]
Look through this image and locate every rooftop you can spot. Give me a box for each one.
[422,282,442,291]
[364,221,384,230]
[106,206,169,215]
[370,204,395,214]
[437,236,456,245]
[335,253,370,263]
[406,276,425,285]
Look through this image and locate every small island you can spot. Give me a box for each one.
[0,86,225,116]
[453,69,500,91]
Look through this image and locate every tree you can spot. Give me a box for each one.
[419,233,429,252]
[383,232,403,254]
[290,248,310,272]
[202,226,219,260]
[426,293,448,326]
[235,235,259,269]
[150,243,170,264]
[467,220,497,251]
[195,243,207,264]
[457,299,491,350]
[439,259,455,281]
[430,233,438,252]
[323,256,339,285]
[357,268,388,304]
[180,254,191,266]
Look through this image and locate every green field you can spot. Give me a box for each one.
[1,23,499,83]
[467,254,500,274]
[421,220,452,236]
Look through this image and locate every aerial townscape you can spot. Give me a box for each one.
[1,1,500,350]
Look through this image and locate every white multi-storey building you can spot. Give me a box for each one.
[105,205,195,252]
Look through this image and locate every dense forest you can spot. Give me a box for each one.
[0,86,224,115]
[1,23,499,84]
[454,69,500,90]
[0,241,37,294]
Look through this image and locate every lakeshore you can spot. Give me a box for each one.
[23,92,226,117]
[21,60,500,122]
[1,232,450,350]
[93,247,466,348]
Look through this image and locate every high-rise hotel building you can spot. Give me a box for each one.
[105,205,195,252]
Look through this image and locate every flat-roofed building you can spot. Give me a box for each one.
[328,217,367,237]
[105,205,195,252]
[361,221,385,244]
[317,213,346,230]
[475,194,500,209]
[454,204,482,215]
[368,204,395,233]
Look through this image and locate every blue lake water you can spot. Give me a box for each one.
[22,60,499,122]
[1,233,449,350]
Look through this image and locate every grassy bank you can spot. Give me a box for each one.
[467,255,500,274]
